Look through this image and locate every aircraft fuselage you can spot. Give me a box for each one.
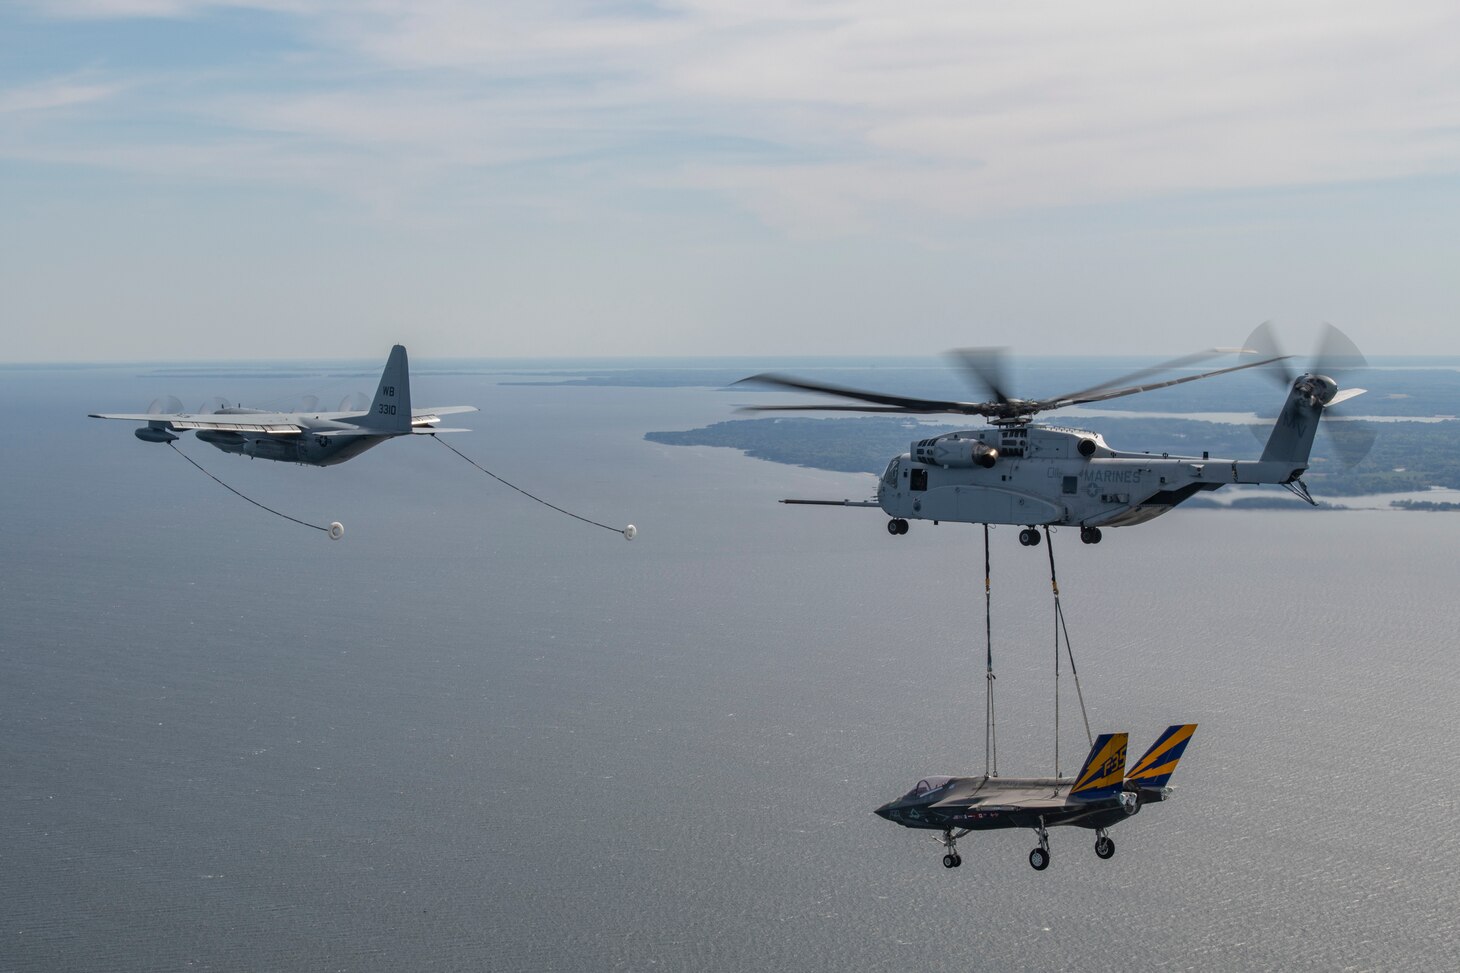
[875,424,1307,530]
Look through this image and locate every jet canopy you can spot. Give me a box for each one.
[905,776,954,800]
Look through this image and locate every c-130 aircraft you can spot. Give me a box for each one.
[90,345,476,466]
[876,724,1197,871]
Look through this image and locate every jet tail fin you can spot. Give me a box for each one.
[1069,732,1128,802]
[355,345,412,433]
[1125,724,1197,791]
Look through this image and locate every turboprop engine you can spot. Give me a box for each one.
[912,435,999,469]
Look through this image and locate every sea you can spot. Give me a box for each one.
[1,359,1457,972]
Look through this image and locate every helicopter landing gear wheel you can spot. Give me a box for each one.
[1080,526,1103,545]
[1094,832,1115,860]
[1018,527,1041,547]
[942,853,962,869]
[887,518,909,536]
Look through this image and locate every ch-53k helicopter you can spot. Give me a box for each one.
[739,329,1367,545]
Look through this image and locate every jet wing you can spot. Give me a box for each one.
[89,412,303,434]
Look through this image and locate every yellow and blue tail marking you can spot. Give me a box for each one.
[1125,724,1197,789]
[1070,732,1128,801]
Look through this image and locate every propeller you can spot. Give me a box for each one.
[338,391,371,412]
[198,396,231,414]
[1241,322,1375,467]
[147,395,184,415]
[737,348,1289,422]
[291,394,321,413]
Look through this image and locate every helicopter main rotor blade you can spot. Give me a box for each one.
[736,404,933,414]
[1043,348,1234,405]
[735,373,994,415]
[945,348,1014,406]
[1043,355,1291,409]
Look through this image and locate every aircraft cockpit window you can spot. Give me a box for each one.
[908,776,953,798]
[882,459,900,487]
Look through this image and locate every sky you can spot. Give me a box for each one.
[3,0,1459,361]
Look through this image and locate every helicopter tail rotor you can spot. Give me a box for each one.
[1243,322,1375,468]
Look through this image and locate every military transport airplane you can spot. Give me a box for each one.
[875,724,1196,870]
[90,345,476,466]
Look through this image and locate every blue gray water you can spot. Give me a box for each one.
[2,361,1457,972]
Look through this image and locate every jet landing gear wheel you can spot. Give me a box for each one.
[1080,526,1103,545]
[1094,834,1115,860]
[887,518,909,536]
[1018,527,1042,546]
[1029,819,1051,870]
[938,829,965,869]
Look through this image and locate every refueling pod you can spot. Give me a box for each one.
[134,425,178,444]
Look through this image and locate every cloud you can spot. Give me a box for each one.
[0,77,119,114]
[8,0,1460,230]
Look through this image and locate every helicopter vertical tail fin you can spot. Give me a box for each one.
[357,345,412,434]
[1125,724,1197,792]
[1069,732,1128,802]
[1259,376,1330,466]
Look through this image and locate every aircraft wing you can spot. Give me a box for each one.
[89,412,304,434]
[414,406,478,417]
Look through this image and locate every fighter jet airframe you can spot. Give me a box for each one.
[875,724,1196,870]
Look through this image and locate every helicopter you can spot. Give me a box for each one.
[738,331,1367,545]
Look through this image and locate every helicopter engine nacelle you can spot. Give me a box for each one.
[916,437,998,469]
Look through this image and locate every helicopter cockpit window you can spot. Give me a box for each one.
[882,459,900,487]
[910,468,928,491]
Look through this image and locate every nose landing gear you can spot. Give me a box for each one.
[1079,526,1103,545]
[937,828,967,868]
[887,518,910,535]
[1018,527,1042,546]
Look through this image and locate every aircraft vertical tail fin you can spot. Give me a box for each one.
[1069,732,1128,802]
[1259,377,1330,466]
[358,344,412,433]
[1125,724,1197,790]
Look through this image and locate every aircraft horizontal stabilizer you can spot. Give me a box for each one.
[410,427,472,434]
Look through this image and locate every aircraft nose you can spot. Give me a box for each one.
[873,801,897,821]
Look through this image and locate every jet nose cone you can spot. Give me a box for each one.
[873,802,897,821]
